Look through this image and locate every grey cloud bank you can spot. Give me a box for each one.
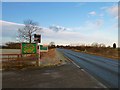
[1,20,117,46]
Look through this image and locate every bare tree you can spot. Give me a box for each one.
[91,42,99,47]
[49,42,55,48]
[99,43,106,47]
[18,19,41,43]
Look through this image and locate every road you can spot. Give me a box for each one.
[57,48,119,88]
[2,60,106,88]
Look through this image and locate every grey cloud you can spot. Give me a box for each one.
[49,25,68,32]
[1,20,24,43]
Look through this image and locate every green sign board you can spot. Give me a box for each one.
[22,43,37,54]
[40,45,48,52]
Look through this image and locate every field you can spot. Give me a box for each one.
[64,47,119,60]
[1,49,67,70]
[1,49,21,54]
[1,47,119,70]
[79,47,119,60]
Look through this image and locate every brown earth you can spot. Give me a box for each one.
[2,49,66,70]
[73,47,119,60]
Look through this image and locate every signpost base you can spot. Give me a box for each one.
[36,59,40,66]
[37,45,41,66]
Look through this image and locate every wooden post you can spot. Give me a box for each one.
[37,45,40,66]
[21,43,23,57]
[36,43,40,66]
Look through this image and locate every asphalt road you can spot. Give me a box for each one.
[57,48,119,88]
[2,61,106,88]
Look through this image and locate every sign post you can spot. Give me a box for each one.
[38,44,41,66]
[21,43,38,65]
[34,34,41,66]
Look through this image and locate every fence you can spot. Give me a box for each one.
[1,54,22,60]
[0,54,38,69]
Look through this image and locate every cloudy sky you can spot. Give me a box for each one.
[1,2,118,46]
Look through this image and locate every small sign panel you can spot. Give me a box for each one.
[34,34,41,43]
[22,43,37,54]
[40,45,48,52]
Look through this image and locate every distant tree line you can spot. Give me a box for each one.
[56,42,118,50]
[2,42,21,49]
[1,41,118,50]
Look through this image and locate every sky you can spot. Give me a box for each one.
[1,2,119,46]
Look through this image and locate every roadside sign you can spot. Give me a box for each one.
[40,45,48,52]
[34,34,41,43]
[21,43,37,54]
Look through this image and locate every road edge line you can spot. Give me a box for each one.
[63,54,107,88]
